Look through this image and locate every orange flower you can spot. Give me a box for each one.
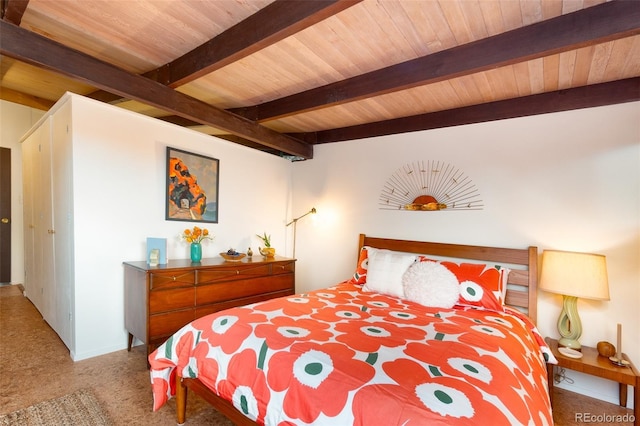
[182,226,213,243]
[196,307,269,354]
[254,294,329,316]
[254,316,334,349]
[268,342,375,423]
[217,349,270,424]
[353,358,506,424]
[334,319,426,353]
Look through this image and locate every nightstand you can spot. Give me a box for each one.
[546,337,639,426]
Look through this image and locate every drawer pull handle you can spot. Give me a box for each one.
[172,276,176,281]
[236,270,239,275]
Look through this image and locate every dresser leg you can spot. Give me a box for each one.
[127,332,134,351]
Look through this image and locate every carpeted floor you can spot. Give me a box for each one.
[0,284,635,425]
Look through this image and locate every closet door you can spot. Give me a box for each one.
[23,117,56,326]
[21,130,38,309]
[39,119,57,329]
[51,113,73,348]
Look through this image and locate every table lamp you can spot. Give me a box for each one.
[539,250,609,350]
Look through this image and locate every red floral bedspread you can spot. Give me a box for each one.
[149,281,556,425]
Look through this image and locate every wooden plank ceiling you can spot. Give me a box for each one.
[1,0,639,160]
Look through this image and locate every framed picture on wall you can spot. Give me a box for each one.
[166,147,219,223]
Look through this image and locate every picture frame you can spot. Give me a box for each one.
[166,147,219,223]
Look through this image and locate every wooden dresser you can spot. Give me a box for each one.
[123,256,295,357]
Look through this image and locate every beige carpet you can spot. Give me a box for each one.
[0,388,111,425]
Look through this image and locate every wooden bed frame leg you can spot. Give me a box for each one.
[176,373,187,425]
[546,364,554,407]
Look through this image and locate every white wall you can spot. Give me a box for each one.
[291,102,639,408]
[20,93,294,360]
[0,100,45,284]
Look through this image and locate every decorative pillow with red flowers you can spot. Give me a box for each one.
[348,246,376,284]
[418,256,510,311]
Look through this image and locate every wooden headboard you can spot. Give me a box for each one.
[358,234,539,324]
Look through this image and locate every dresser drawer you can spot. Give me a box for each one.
[150,270,196,290]
[272,261,295,275]
[196,274,294,306]
[196,263,272,284]
[149,287,195,313]
[149,308,195,338]
[196,288,295,318]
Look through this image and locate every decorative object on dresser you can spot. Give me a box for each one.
[256,232,275,257]
[166,147,219,223]
[285,207,317,258]
[182,226,213,263]
[148,249,160,267]
[539,250,610,350]
[220,249,246,262]
[146,237,167,265]
[123,256,295,359]
[190,243,202,263]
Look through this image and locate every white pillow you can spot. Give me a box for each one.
[402,261,459,308]
[362,249,416,298]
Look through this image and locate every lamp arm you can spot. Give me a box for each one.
[285,216,301,227]
[286,208,316,226]
[286,207,316,258]
[557,295,583,350]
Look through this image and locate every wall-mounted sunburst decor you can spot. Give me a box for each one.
[379,161,483,211]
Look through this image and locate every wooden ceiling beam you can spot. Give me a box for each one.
[154,76,640,147]
[156,115,201,128]
[162,0,362,88]
[0,20,313,159]
[154,116,290,157]
[213,134,284,157]
[0,86,54,110]
[89,0,361,103]
[1,0,29,25]
[233,0,640,122]
[310,78,640,143]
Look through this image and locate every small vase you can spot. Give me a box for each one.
[259,247,276,257]
[190,242,202,263]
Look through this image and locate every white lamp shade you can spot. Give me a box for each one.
[539,250,609,300]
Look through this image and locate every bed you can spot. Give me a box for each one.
[149,234,557,425]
